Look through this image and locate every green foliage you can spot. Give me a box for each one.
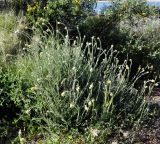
[104,0,157,18]
[119,16,160,77]
[1,0,160,143]
[12,0,46,14]
[0,11,31,58]
[78,0,158,68]
[26,0,95,30]
[0,64,21,140]
[79,16,128,53]
[92,0,160,78]
[12,30,153,142]
[0,61,41,142]
[12,0,27,14]
[0,12,19,56]
[0,26,153,142]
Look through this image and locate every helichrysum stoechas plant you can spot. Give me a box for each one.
[13,27,154,143]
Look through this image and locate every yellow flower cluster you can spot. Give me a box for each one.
[27,2,39,13]
[73,0,80,5]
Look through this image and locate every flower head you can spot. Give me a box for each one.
[126,65,129,70]
[61,91,67,97]
[89,83,93,90]
[76,85,80,92]
[90,128,100,137]
[150,79,155,83]
[14,29,20,34]
[107,80,111,84]
[74,0,80,4]
[30,85,38,91]
[70,103,75,108]
[88,101,92,107]
[85,105,89,111]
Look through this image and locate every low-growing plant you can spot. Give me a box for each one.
[11,28,154,142]
[0,64,22,141]
[0,0,160,143]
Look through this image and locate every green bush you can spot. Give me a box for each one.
[78,0,156,65]
[0,61,40,142]
[25,0,95,31]
[1,1,159,142]
[92,0,160,78]
[12,30,154,142]
[79,16,128,52]
[119,15,160,78]
[12,0,46,14]
[103,0,157,19]
[0,64,22,140]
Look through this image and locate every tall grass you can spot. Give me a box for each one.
[0,11,29,62]
[0,11,17,56]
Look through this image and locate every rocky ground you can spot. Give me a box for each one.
[136,88,160,144]
[137,116,160,144]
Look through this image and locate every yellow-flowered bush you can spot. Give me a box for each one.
[26,0,95,31]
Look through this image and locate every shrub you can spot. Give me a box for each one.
[119,15,160,78]
[25,0,95,31]
[12,0,46,15]
[78,0,156,65]
[0,64,22,140]
[0,59,40,142]
[93,0,160,78]
[103,0,157,19]
[13,29,154,142]
[79,16,128,52]
[0,1,159,142]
